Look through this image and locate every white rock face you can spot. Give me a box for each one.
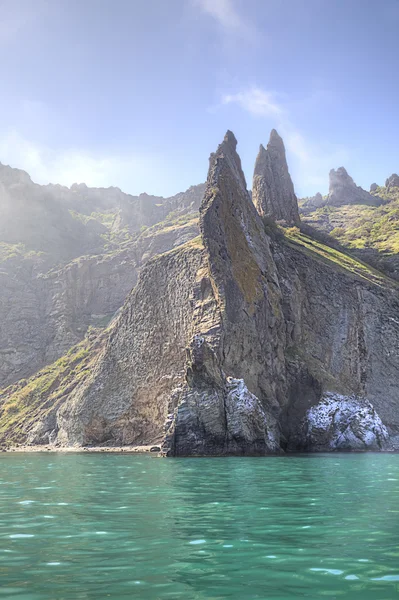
[304,392,389,451]
[225,377,280,453]
[165,370,281,456]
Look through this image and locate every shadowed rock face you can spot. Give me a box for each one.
[252,129,300,225]
[198,130,287,410]
[327,167,382,207]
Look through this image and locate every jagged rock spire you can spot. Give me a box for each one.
[204,129,248,198]
[199,129,286,400]
[200,130,281,316]
[252,129,300,226]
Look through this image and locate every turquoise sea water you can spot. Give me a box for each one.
[0,453,399,599]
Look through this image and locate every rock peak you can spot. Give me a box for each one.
[333,166,348,176]
[205,131,248,196]
[200,131,277,313]
[268,129,284,146]
[301,191,326,213]
[327,167,381,207]
[252,130,300,226]
[385,173,399,190]
[224,130,237,149]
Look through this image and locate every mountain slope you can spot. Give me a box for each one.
[0,162,203,387]
[300,183,399,279]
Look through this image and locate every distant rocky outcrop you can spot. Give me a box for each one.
[0,167,103,264]
[0,161,205,261]
[300,192,327,213]
[327,167,382,207]
[370,183,378,192]
[385,173,399,191]
[252,129,300,225]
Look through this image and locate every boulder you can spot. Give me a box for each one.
[302,393,389,451]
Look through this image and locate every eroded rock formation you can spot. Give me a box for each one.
[327,167,382,207]
[252,129,300,225]
[300,192,327,215]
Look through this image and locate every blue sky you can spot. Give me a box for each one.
[1,0,399,197]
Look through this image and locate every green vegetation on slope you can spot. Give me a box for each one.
[0,335,102,445]
[302,186,399,254]
[0,242,45,264]
[139,211,198,239]
[278,225,397,288]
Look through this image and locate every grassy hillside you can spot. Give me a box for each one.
[301,186,399,254]
[0,332,104,446]
[282,226,396,288]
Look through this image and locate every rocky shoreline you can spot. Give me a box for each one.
[2,445,398,455]
[0,444,161,454]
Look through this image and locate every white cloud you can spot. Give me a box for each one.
[222,88,283,118]
[0,131,162,194]
[195,0,242,30]
[219,86,348,194]
[194,0,257,41]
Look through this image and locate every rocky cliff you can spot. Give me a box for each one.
[252,130,300,225]
[300,174,399,282]
[0,163,203,388]
[3,130,399,454]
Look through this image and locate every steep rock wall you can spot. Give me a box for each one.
[272,240,399,446]
[56,241,204,445]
